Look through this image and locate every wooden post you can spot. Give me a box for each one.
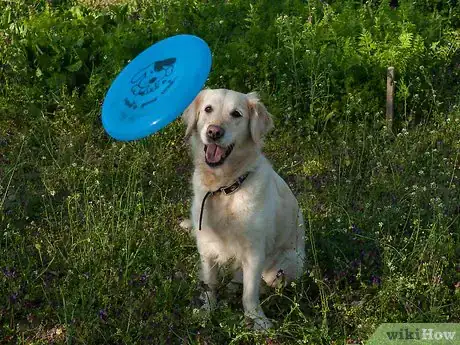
[386,66,395,130]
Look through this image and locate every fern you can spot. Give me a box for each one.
[358,29,376,55]
[399,31,413,50]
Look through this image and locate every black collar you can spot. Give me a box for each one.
[199,172,250,230]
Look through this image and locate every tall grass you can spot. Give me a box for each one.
[1,0,459,344]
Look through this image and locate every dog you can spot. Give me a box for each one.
[181,89,305,330]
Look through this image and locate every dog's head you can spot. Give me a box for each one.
[182,89,273,168]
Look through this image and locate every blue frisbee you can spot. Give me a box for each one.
[102,34,212,141]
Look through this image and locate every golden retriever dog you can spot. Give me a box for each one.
[181,89,305,330]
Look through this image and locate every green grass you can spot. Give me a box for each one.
[1,0,459,344]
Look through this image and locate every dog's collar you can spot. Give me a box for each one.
[199,172,250,230]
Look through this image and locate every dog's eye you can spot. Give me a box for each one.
[204,105,213,113]
[230,110,242,118]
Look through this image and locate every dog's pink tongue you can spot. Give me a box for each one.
[206,144,225,163]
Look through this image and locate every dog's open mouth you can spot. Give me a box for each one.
[204,143,234,167]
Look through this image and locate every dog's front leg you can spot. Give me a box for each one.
[199,256,218,312]
[242,252,273,330]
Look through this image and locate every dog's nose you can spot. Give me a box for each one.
[207,125,225,140]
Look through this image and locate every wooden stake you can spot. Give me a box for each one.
[386,66,395,130]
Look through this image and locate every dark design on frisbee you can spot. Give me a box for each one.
[123,57,177,114]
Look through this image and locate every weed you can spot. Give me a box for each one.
[1,0,459,344]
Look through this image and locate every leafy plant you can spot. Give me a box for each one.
[1,0,459,344]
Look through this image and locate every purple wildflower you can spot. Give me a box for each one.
[9,292,18,303]
[140,273,148,284]
[99,309,108,322]
[351,224,362,234]
[2,267,17,279]
[371,275,381,286]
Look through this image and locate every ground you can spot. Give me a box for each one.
[1,0,459,344]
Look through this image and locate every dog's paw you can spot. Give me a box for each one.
[245,311,273,331]
[179,218,193,231]
[199,291,217,313]
[252,316,273,331]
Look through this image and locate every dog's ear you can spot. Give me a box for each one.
[247,92,274,145]
[182,91,204,140]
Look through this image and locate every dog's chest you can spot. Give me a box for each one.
[193,191,254,263]
[199,191,251,231]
